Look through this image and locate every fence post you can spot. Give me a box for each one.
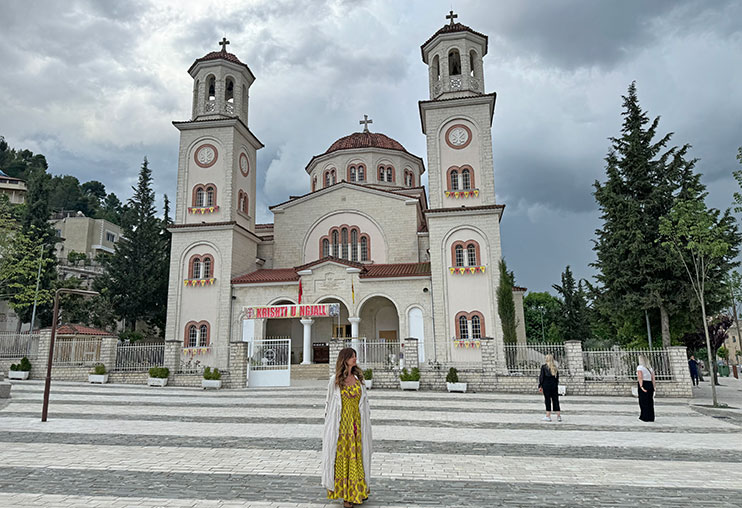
[34,330,52,380]
[329,337,344,378]
[668,346,692,397]
[403,338,419,370]
[164,339,180,379]
[99,335,118,371]
[229,340,249,388]
[564,340,585,395]
[480,337,498,390]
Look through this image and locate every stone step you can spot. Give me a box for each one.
[291,364,330,380]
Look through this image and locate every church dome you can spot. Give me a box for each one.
[325,131,409,155]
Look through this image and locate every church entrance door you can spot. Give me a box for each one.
[379,330,397,341]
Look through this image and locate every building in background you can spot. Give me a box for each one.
[0,170,26,204]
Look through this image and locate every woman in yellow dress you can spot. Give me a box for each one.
[322,347,372,507]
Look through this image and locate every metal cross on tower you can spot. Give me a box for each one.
[219,37,230,52]
[359,114,373,133]
[446,10,458,25]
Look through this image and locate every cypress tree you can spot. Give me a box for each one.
[497,259,517,344]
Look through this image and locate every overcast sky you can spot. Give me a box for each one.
[1,0,741,293]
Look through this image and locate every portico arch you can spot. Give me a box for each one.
[264,299,303,364]
[357,295,400,343]
[312,296,351,364]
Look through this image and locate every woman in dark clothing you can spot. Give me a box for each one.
[538,354,561,422]
[637,354,655,422]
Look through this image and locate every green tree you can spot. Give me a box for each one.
[97,158,167,332]
[96,192,125,225]
[0,137,48,181]
[523,291,563,343]
[57,277,118,331]
[497,259,517,344]
[593,82,701,349]
[660,198,740,406]
[553,266,591,342]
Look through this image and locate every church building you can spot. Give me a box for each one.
[164,14,526,375]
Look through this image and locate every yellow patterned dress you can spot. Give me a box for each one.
[327,381,368,503]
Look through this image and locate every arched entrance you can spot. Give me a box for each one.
[358,295,399,342]
[264,299,303,364]
[312,297,350,363]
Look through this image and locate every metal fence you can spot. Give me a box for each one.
[503,343,567,377]
[53,337,102,366]
[0,332,40,359]
[583,348,672,381]
[249,338,290,371]
[114,342,165,372]
[344,338,402,370]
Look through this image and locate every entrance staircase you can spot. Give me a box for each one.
[291,363,329,381]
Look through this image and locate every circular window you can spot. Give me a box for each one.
[239,153,250,177]
[194,144,218,168]
[445,124,473,149]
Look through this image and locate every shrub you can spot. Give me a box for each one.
[11,357,32,372]
[364,368,373,380]
[446,367,459,384]
[203,366,221,380]
[400,367,420,382]
[92,363,107,375]
[149,367,169,378]
[119,330,144,343]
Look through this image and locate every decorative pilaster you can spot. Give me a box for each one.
[229,340,249,388]
[668,346,693,397]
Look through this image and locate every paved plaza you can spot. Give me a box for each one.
[0,378,741,507]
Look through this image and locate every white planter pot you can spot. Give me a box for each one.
[446,382,467,393]
[8,371,29,380]
[88,374,108,384]
[558,385,567,396]
[148,377,168,387]
[400,380,420,391]
[202,379,222,390]
[365,379,373,389]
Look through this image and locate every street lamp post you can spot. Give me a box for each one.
[41,288,99,422]
[538,305,546,342]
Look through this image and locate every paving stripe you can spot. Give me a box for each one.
[0,468,739,507]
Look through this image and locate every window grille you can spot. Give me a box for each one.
[341,228,349,259]
[206,187,215,206]
[471,315,481,339]
[196,188,204,207]
[188,326,198,347]
[202,257,211,279]
[386,167,393,182]
[322,239,330,257]
[192,258,201,279]
[467,244,477,266]
[351,230,358,262]
[458,316,469,339]
[360,237,368,261]
[199,325,208,346]
[332,231,339,257]
[462,169,471,190]
[358,165,365,181]
[455,245,465,267]
[450,170,459,190]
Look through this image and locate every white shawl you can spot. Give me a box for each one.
[321,374,372,490]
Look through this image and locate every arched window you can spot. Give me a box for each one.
[404,170,415,187]
[324,171,331,188]
[433,55,440,81]
[378,166,385,182]
[471,315,481,339]
[351,229,358,262]
[322,238,330,257]
[332,230,339,257]
[225,78,234,103]
[206,186,215,206]
[450,170,459,191]
[331,169,337,184]
[455,245,465,267]
[349,166,357,182]
[199,324,209,346]
[462,169,471,190]
[458,315,469,339]
[386,167,393,182]
[192,258,201,279]
[357,164,365,182]
[360,236,368,261]
[202,257,211,279]
[341,228,348,259]
[196,188,205,207]
[448,49,461,75]
[188,325,198,347]
[312,177,317,192]
[469,51,476,77]
[242,193,249,214]
[467,243,478,266]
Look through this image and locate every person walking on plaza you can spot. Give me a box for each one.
[688,355,700,387]
[637,354,655,422]
[538,354,561,422]
[322,348,372,507]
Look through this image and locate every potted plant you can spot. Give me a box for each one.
[148,367,169,387]
[399,367,420,391]
[88,363,108,384]
[8,357,32,380]
[364,368,373,389]
[446,367,467,393]
[202,366,222,389]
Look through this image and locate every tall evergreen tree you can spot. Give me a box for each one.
[553,266,591,342]
[150,194,172,335]
[593,82,701,348]
[497,259,517,344]
[98,158,166,332]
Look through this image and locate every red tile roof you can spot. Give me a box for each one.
[512,286,528,292]
[188,50,250,74]
[232,268,299,284]
[421,22,489,58]
[49,324,116,336]
[360,262,431,279]
[326,131,407,155]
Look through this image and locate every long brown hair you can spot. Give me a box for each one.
[335,347,365,387]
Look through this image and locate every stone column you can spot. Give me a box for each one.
[329,337,344,377]
[35,330,52,381]
[403,338,419,370]
[300,318,314,365]
[348,317,361,354]
[564,340,585,395]
[668,346,693,397]
[229,340,249,388]
[100,336,118,372]
[479,337,497,390]
[164,340,181,378]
